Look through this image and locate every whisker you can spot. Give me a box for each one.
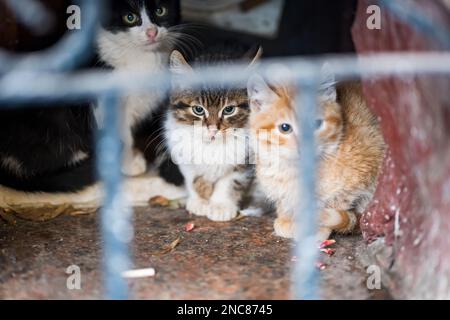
[144,130,166,153]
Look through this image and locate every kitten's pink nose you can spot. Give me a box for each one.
[146,27,158,41]
[208,126,219,140]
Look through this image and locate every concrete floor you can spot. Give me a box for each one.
[0,206,390,299]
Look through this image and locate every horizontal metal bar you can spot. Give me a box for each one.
[0,52,449,105]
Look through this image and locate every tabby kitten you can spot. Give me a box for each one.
[97,0,181,176]
[165,48,261,221]
[247,72,385,240]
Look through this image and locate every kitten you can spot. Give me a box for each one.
[165,48,261,221]
[247,72,385,241]
[97,0,181,176]
[0,1,187,207]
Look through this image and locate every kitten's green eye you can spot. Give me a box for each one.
[192,106,205,116]
[278,123,293,134]
[123,13,139,25]
[223,106,236,116]
[155,6,167,17]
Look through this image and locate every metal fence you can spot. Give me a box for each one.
[0,0,449,299]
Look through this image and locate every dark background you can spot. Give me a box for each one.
[0,0,357,58]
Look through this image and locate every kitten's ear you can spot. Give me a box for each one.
[319,63,337,102]
[170,50,193,75]
[247,46,263,69]
[247,74,278,112]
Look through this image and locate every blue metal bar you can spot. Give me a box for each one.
[293,77,320,300]
[1,53,450,105]
[97,93,132,300]
[4,0,55,35]
[0,0,102,73]
[379,0,450,49]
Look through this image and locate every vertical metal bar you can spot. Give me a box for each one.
[4,0,54,34]
[378,0,450,49]
[97,93,132,300]
[293,78,320,300]
[0,0,102,73]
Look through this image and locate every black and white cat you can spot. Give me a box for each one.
[97,0,181,176]
[0,0,186,208]
[0,103,96,193]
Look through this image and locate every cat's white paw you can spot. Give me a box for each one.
[186,196,208,217]
[122,151,147,176]
[274,216,297,239]
[206,202,239,222]
[186,196,238,221]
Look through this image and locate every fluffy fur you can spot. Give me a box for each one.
[247,73,385,240]
[165,48,261,221]
[0,104,96,193]
[0,0,185,206]
[97,0,181,176]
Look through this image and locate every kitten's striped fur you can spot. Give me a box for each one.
[165,48,261,221]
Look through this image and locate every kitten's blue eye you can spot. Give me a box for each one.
[315,119,324,129]
[223,106,236,116]
[155,7,168,17]
[278,123,293,134]
[123,13,139,25]
[192,106,205,116]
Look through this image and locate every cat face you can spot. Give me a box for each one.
[247,72,343,160]
[168,50,261,142]
[98,0,180,63]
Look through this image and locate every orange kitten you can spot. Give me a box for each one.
[247,72,385,241]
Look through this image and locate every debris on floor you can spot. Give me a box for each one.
[185,222,195,232]
[0,207,391,299]
[320,248,336,256]
[122,268,156,279]
[316,262,327,271]
[149,196,185,209]
[319,239,336,249]
[152,237,181,256]
[0,204,97,222]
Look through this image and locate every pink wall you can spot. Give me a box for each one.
[352,0,450,298]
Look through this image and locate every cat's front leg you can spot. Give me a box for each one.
[186,174,240,221]
[205,172,241,222]
[274,199,298,239]
[273,214,334,241]
[186,194,208,217]
[185,176,213,217]
[121,119,147,176]
[274,214,297,239]
[273,212,334,242]
[122,148,147,176]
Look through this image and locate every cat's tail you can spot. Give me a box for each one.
[122,173,187,207]
[240,180,274,217]
[0,174,186,210]
[0,183,102,209]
